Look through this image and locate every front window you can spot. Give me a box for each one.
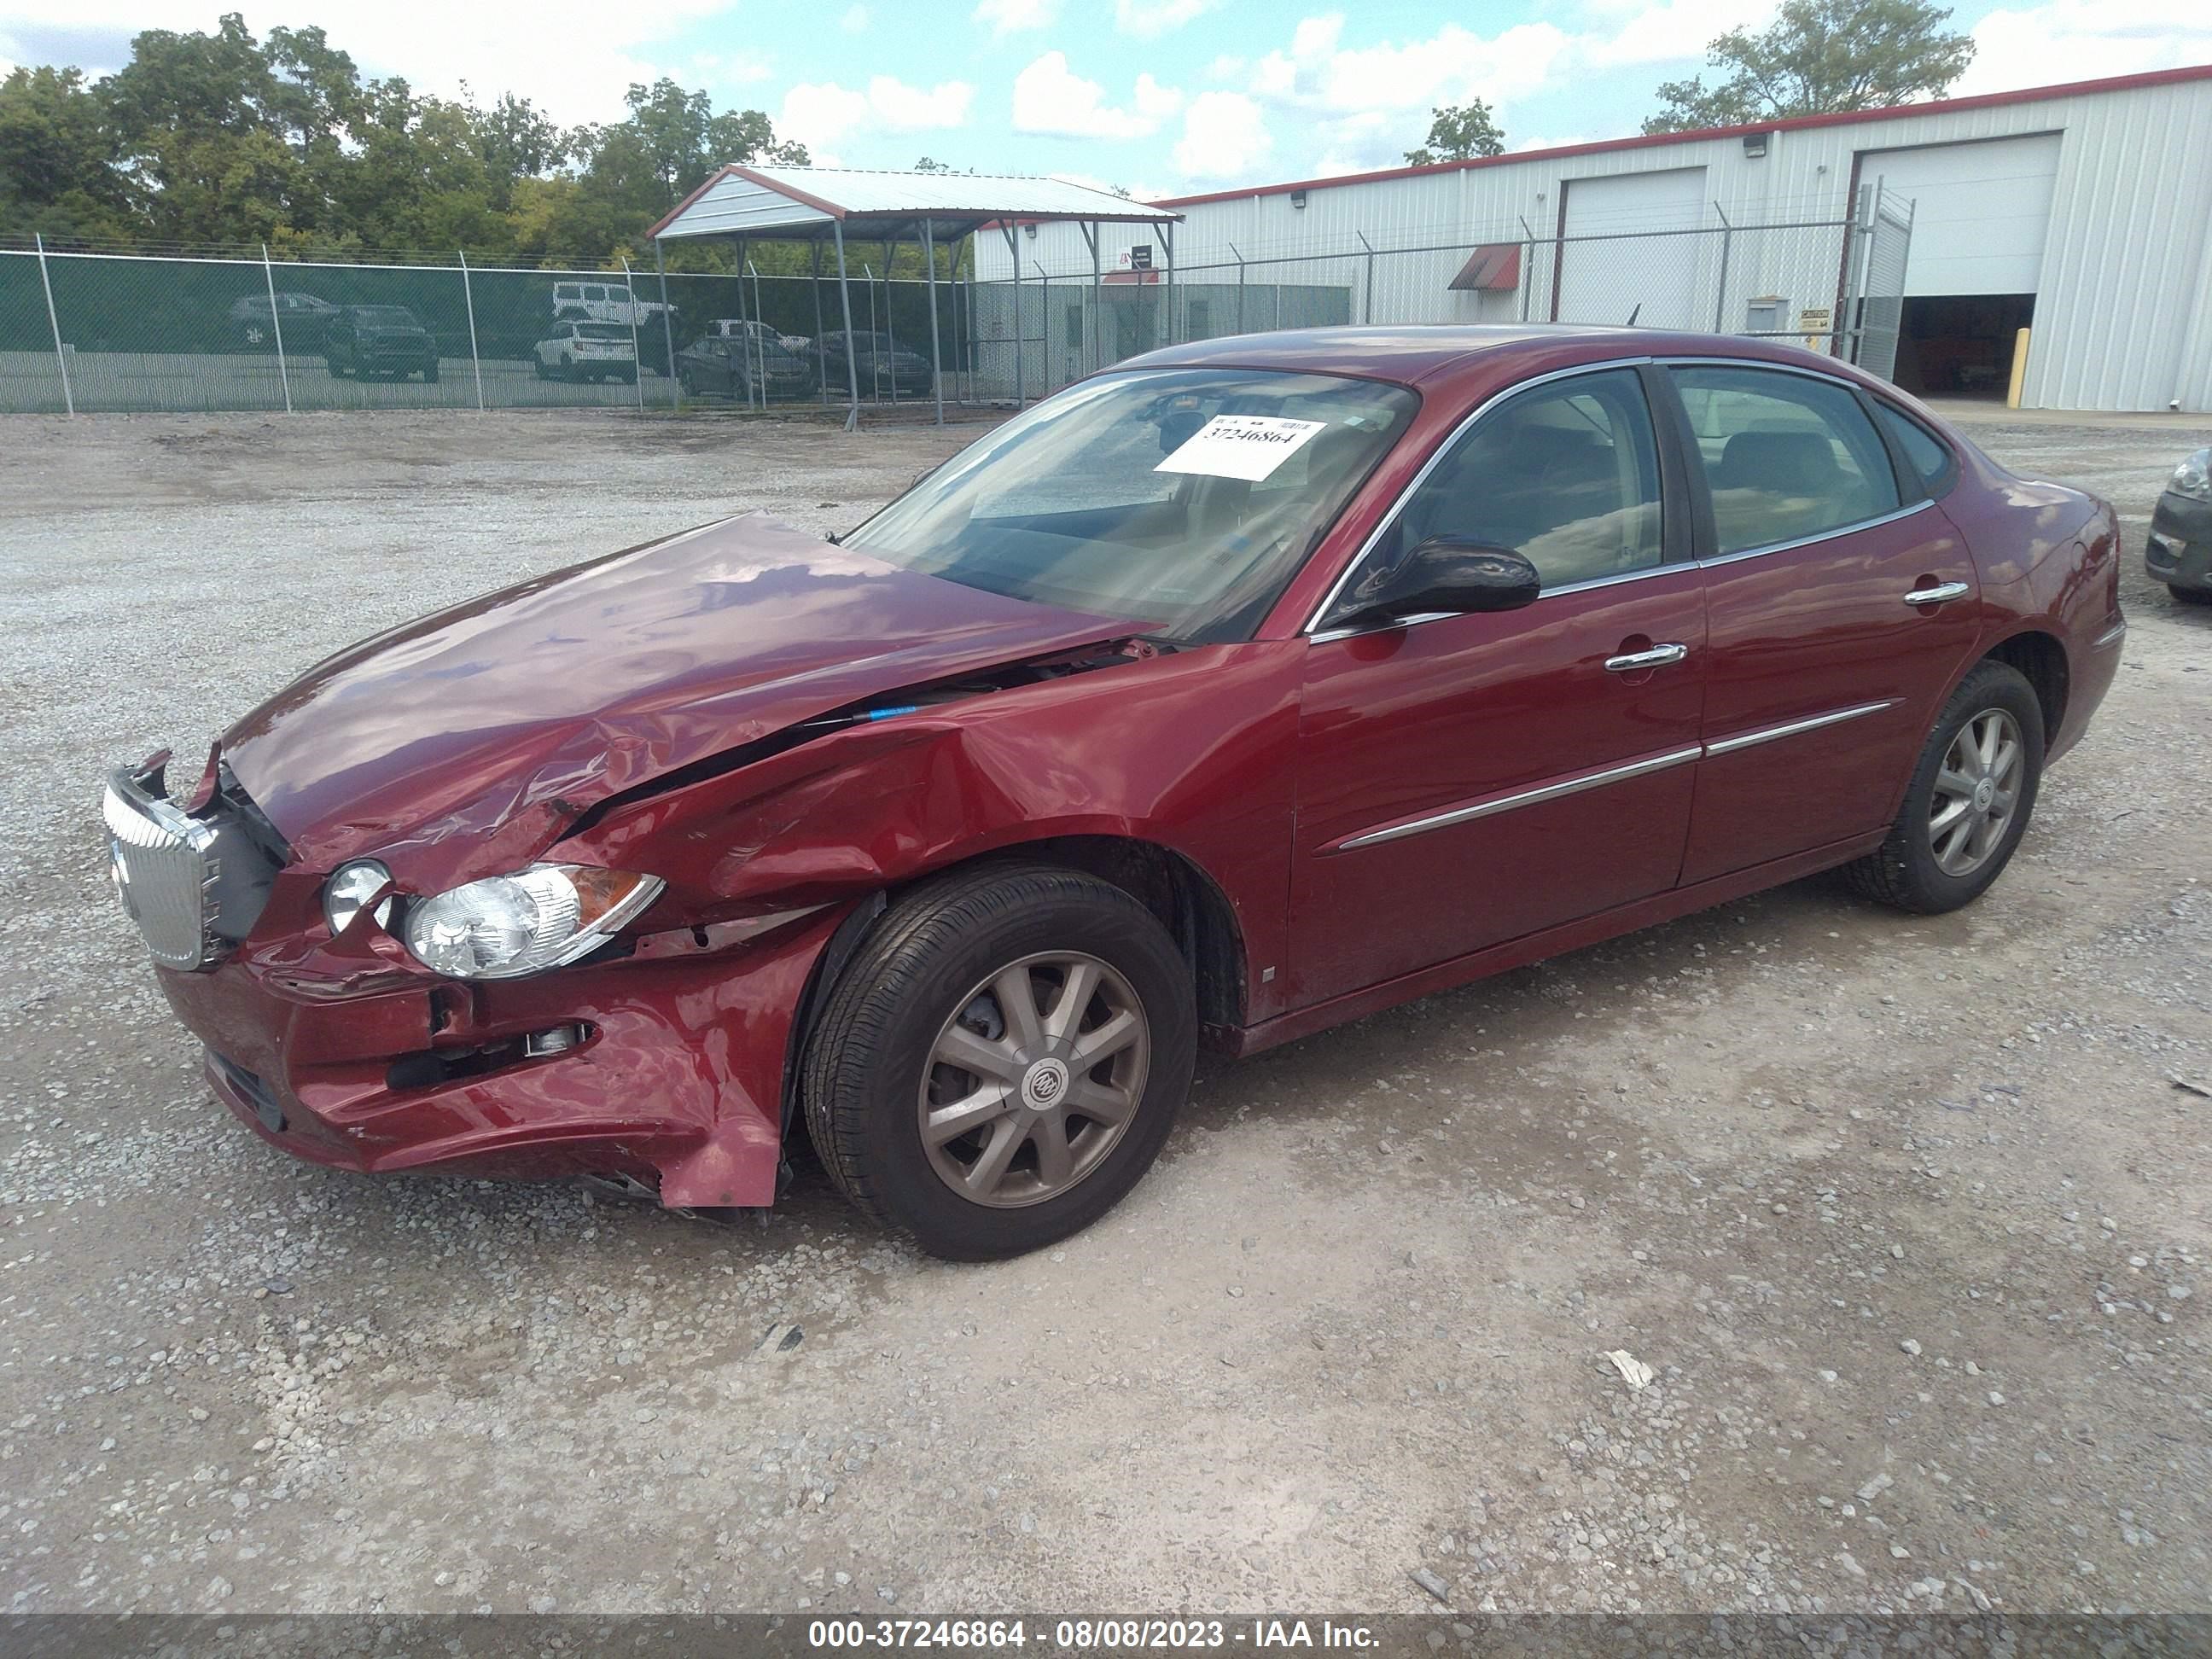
[842,368,1417,642]
[1376,366,1666,592]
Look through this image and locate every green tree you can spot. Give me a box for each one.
[1404,101,1505,166]
[1644,0,1976,134]
[0,65,135,240]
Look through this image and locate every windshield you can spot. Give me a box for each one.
[353,307,420,326]
[842,368,1417,641]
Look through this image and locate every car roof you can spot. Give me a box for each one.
[1122,323,1885,394]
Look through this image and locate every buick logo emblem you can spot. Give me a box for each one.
[1021,1058,1069,1111]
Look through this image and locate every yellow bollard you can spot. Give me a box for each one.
[2005,326,2031,410]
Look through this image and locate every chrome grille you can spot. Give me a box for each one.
[103,767,222,970]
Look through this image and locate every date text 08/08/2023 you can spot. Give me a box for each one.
[805,1619,1381,1649]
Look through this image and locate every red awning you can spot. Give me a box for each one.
[1448,243,1522,292]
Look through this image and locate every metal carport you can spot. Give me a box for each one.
[647,166,1180,428]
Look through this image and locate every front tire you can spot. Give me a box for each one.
[802,864,1196,1260]
[1844,659,2044,914]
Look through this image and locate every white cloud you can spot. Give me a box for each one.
[1575,0,1772,69]
[1115,0,1218,39]
[840,4,870,32]
[1958,0,2212,96]
[1243,12,1570,173]
[778,75,973,151]
[1173,90,1272,181]
[0,1,741,125]
[973,0,1056,35]
[1011,51,1184,138]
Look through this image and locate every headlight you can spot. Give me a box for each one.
[323,859,393,936]
[2171,448,2212,503]
[402,864,664,981]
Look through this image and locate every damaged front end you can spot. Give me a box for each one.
[108,513,1180,1208]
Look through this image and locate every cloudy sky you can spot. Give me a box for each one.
[3,1,2208,197]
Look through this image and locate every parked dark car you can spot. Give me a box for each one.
[227,290,339,349]
[102,326,2122,1260]
[323,306,439,382]
[2146,445,2212,603]
[810,329,934,398]
[676,334,812,401]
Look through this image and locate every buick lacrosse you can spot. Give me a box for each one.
[104,326,2123,1258]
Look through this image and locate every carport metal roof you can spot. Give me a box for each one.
[648,166,1179,243]
[647,166,1182,429]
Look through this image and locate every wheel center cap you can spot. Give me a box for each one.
[1020,1058,1069,1111]
[1971,777,1996,812]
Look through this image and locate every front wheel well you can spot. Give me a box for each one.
[946,836,1248,1035]
[777,837,1247,1142]
[1981,630,2068,739]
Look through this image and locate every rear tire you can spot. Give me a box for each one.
[423,363,439,383]
[2170,583,2212,606]
[802,864,1196,1260]
[1843,659,2044,914]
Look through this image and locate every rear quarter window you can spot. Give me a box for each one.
[1872,401,1959,498]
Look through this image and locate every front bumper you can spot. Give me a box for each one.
[2148,490,2212,591]
[150,890,844,1208]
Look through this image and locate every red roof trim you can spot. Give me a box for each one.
[1148,62,2212,210]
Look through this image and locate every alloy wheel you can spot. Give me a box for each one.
[917,952,1149,1208]
[1928,708,2023,877]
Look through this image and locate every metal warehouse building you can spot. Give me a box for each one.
[980,66,2212,413]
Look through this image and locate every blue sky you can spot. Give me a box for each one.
[4,1,2209,197]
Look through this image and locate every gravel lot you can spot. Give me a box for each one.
[1,403,2208,1620]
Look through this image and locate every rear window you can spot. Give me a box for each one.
[578,323,629,340]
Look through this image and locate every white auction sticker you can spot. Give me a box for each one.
[1155,415,1328,482]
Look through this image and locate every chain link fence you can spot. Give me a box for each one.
[3,190,1908,416]
[0,244,973,415]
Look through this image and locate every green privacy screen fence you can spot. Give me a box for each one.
[0,246,975,415]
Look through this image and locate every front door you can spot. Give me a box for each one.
[1658,363,1983,885]
[1289,364,1708,1008]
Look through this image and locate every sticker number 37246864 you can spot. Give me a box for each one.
[1154,415,1329,482]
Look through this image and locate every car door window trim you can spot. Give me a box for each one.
[1694,498,1936,568]
[1302,356,1660,637]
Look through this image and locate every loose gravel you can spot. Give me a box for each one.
[0,404,2207,1617]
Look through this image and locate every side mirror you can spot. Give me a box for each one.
[1335,537,1542,628]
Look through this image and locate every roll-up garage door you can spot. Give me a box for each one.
[1857,133,2063,297]
[1554,166,1708,330]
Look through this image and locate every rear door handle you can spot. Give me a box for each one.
[1903,580,1970,606]
[1604,643,1689,672]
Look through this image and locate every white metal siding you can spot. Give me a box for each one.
[977,73,2212,410]
[1856,134,2062,295]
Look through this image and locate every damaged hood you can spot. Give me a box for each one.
[222,512,1138,876]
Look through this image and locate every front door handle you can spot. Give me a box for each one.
[1903,580,1970,606]
[1604,643,1690,672]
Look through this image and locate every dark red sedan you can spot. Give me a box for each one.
[103,327,2124,1259]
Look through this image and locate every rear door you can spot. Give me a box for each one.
[1658,360,1981,885]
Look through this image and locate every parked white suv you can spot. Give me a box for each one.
[533,320,638,384]
[551,280,673,329]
